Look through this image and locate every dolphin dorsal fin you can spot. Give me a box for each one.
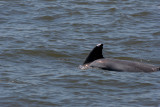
[83,44,104,65]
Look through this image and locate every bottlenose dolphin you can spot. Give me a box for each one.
[80,44,160,72]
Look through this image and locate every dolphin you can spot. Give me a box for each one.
[80,43,160,72]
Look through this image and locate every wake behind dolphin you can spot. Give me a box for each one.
[80,44,160,72]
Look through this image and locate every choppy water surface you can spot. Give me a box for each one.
[0,0,160,106]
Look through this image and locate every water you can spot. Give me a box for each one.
[0,0,160,106]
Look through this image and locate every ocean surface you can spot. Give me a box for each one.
[0,0,160,107]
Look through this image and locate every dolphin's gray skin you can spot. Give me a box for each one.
[80,44,160,72]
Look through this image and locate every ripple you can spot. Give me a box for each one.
[0,17,8,24]
[107,7,117,12]
[71,1,93,5]
[34,15,58,21]
[95,1,117,5]
[152,31,160,36]
[90,79,128,86]
[18,98,59,106]
[122,39,145,45]
[17,49,70,58]
[0,49,70,60]
[131,11,151,17]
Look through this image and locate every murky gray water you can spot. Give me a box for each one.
[0,0,160,106]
